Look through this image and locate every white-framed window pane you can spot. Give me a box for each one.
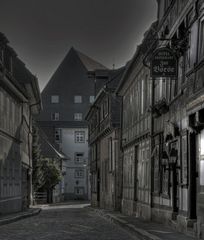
[89,96,95,103]
[74,95,82,103]
[75,131,85,143]
[75,187,84,195]
[74,169,84,178]
[55,128,62,142]
[74,113,82,121]
[51,95,59,103]
[75,152,84,163]
[51,112,59,121]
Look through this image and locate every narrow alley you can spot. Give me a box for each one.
[0,203,138,240]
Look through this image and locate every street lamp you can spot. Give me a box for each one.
[169,148,178,166]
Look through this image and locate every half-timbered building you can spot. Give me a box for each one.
[0,33,41,213]
[86,67,124,210]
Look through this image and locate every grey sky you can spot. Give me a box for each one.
[0,0,157,90]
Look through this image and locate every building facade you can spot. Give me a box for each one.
[115,0,204,238]
[150,0,204,238]
[116,23,157,218]
[0,33,41,214]
[37,47,108,200]
[86,68,124,210]
[37,127,68,203]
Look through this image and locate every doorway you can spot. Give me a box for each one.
[134,146,139,201]
[189,132,197,219]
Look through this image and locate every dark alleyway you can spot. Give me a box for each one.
[0,203,139,240]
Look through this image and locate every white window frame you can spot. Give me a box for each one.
[75,152,84,164]
[74,113,83,121]
[51,112,59,121]
[55,128,62,143]
[74,95,82,103]
[74,187,84,195]
[74,169,84,178]
[75,131,85,143]
[89,96,95,104]
[51,95,59,103]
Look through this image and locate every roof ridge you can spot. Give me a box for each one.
[75,48,108,71]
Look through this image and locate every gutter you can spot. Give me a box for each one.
[0,71,28,103]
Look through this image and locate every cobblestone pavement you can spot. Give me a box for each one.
[0,203,139,240]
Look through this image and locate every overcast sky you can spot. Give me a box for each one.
[0,0,157,90]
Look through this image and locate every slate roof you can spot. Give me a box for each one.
[75,48,108,71]
[0,32,41,109]
[39,129,69,160]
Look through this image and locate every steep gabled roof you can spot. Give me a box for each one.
[39,128,69,160]
[74,48,108,71]
[41,47,108,94]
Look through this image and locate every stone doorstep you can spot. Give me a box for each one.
[0,208,41,226]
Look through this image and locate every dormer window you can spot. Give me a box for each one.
[74,113,82,121]
[74,95,82,103]
[51,95,59,103]
[51,112,59,121]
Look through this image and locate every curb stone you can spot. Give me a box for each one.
[89,207,161,240]
[0,208,41,226]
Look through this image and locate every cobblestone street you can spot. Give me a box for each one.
[0,203,138,240]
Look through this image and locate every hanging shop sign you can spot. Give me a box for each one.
[150,47,178,78]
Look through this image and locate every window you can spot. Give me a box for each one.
[200,130,204,187]
[75,152,84,164]
[74,113,82,121]
[199,18,204,60]
[51,95,59,103]
[181,134,188,185]
[75,131,85,143]
[101,98,109,120]
[108,137,113,172]
[141,79,144,114]
[55,128,62,142]
[75,169,84,178]
[74,95,82,103]
[89,96,95,103]
[75,187,84,195]
[51,112,59,121]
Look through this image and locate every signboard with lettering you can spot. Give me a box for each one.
[150,47,178,78]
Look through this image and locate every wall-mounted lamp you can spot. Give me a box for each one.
[169,148,178,165]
